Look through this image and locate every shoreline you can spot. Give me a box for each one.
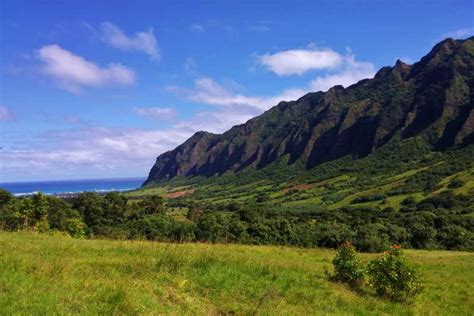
[12,188,137,198]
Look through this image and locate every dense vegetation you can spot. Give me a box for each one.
[1,232,472,314]
[1,141,473,252]
[129,139,474,252]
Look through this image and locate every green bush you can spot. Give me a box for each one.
[34,219,50,233]
[65,218,85,238]
[328,241,365,288]
[367,245,423,302]
[351,194,386,204]
[448,178,464,188]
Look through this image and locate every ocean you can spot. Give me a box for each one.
[0,177,147,196]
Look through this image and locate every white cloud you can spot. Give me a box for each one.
[134,107,176,120]
[442,27,474,39]
[257,47,342,76]
[173,108,260,134]
[187,55,374,108]
[99,22,160,60]
[189,77,305,110]
[0,106,14,121]
[310,54,375,92]
[0,127,192,181]
[37,44,135,93]
[190,24,205,33]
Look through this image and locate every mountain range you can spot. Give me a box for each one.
[144,37,474,186]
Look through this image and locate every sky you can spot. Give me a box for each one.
[0,0,473,182]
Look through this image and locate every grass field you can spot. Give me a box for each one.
[1,232,473,315]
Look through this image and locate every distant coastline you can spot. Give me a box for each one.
[0,177,146,196]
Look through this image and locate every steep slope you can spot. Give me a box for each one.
[144,37,474,185]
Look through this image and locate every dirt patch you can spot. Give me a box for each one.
[282,183,313,194]
[165,189,195,199]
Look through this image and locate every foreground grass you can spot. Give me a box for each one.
[0,232,473,315]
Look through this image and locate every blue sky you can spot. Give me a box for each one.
[1,0,473,182]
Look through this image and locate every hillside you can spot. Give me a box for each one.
[135,140,474,211]
[1,232,473,315]
[144,37,474,185]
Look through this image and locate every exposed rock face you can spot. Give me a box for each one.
[144,37,474,186]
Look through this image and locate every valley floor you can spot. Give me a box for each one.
[0,232,473,315]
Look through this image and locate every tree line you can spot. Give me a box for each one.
[0,189,472,252]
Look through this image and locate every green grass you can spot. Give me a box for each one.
[1,232,473,315]
[126,186,168,198]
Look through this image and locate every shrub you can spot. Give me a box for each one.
[448,178,464,189]
[401,196,417,206]
[351,194,386,204]
[367,245,423,302]
[65,218,85,238]
[327,241,365,288]
[34,219,50,233]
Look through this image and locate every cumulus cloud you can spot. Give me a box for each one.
[184,57,374,109]
[257,47,342,76]
[99,22,159,60]
[134,107,176,120]
[0,106,14,121]
[189,77,305,109]
[310,54,375,92]
[37,44,135,93]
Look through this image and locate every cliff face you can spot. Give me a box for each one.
[144,37,474,186]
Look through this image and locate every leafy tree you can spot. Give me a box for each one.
[170,221,196,242]
[315,222,355,248]
[139,195,165,215]
[354,224,391,253]
[0,189,13,208]
[73,192,104,230]
[103,192,128,225]
[46,196,81,231]
[129,214,173,241]
[32,193,49,222]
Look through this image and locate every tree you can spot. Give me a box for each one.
[170,221,196,242]
[129,214,173,241]
[47,196,82,231]
[103,192,128,225]
[0,189,13,208]
[32,193,49,223]
[73,192,104,230]
[139,195,165,215]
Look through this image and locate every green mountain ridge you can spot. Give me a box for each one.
[144,37,474,186]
